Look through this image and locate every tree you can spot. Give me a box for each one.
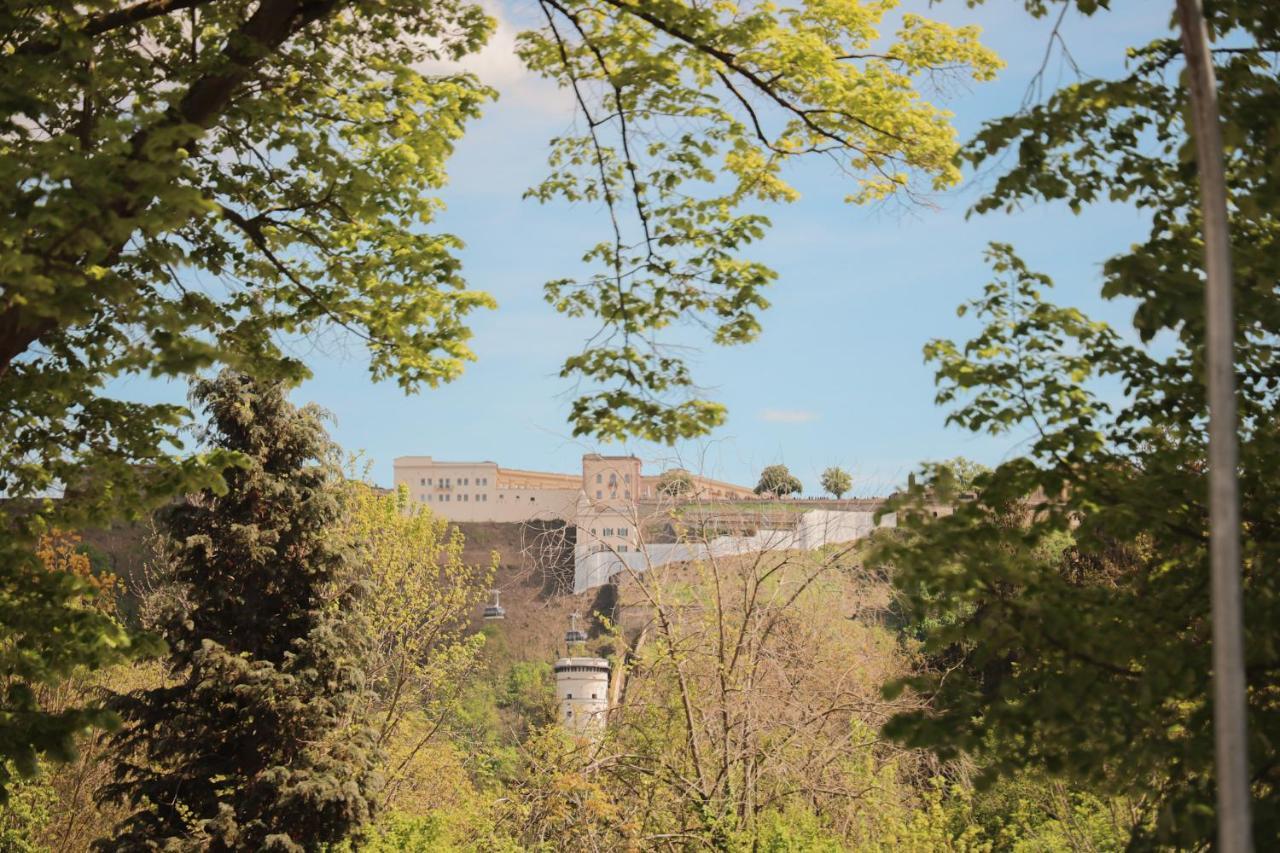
[0,0,491,790]
[0,0,998,784]
[820,466,852,499]
[523,1,1001,441]
[656,469,694,499]
[930,457,989,494]
[338,481,493,810]
[569,542,927,847]
[872,4,1280,844]
[99,373,378,850]
[880,243,1280,843]
[754,464,802,498]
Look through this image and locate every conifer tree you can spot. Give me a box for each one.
[98,372,377,851]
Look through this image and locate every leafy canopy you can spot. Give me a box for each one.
[875,3,1280,845]
[0,0,493,781]
[521,0,1001,441]
[754,464,802,497]
[656,468,694,498]
[820,466,852,499]
[0,0,997,785]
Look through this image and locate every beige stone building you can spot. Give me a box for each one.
[391,453,755,528]
[391,456,581,523]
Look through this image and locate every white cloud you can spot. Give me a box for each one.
[417,1,572,117]
[758,409,819,424]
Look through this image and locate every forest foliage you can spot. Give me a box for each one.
[0,0,1276,848]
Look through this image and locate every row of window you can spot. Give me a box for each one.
[418,492,539,504]
[595,490,631,500]
[420,493,489,503]
[417,476,490,486]
[585,543,628,554]
[594,472,632,484]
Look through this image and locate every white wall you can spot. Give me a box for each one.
[573,509,896,593]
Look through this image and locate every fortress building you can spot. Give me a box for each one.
[392,453,753,525]
[393,453,895,593]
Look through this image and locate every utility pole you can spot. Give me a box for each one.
[1174,0,1253,849]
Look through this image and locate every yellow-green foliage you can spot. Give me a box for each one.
[339,483,495,806]
[520,0,1001,441]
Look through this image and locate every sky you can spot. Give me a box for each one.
[123,0,1173,495]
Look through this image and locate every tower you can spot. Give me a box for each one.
[554,613,610,735]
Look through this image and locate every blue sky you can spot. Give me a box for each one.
[127,0,1172,495]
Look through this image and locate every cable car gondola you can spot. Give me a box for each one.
[483,589,506,620]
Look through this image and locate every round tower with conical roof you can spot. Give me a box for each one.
[554,613,610,735]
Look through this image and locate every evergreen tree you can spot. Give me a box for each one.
[98,373,377,851]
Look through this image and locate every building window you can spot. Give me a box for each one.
[618,527,628,536]
[591,693,597,699]
[419,477,425,486]
[625,490,630,499]
[420,495,426,502]
[618,545,628,553]
[610,491,617,499]
[530,496,535,502]
[596,473,602,483]
[566,693,573,699]
[596,490,602,499]
[590,528,596,535]
[603,528,613,536]
[624,474,631,483]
